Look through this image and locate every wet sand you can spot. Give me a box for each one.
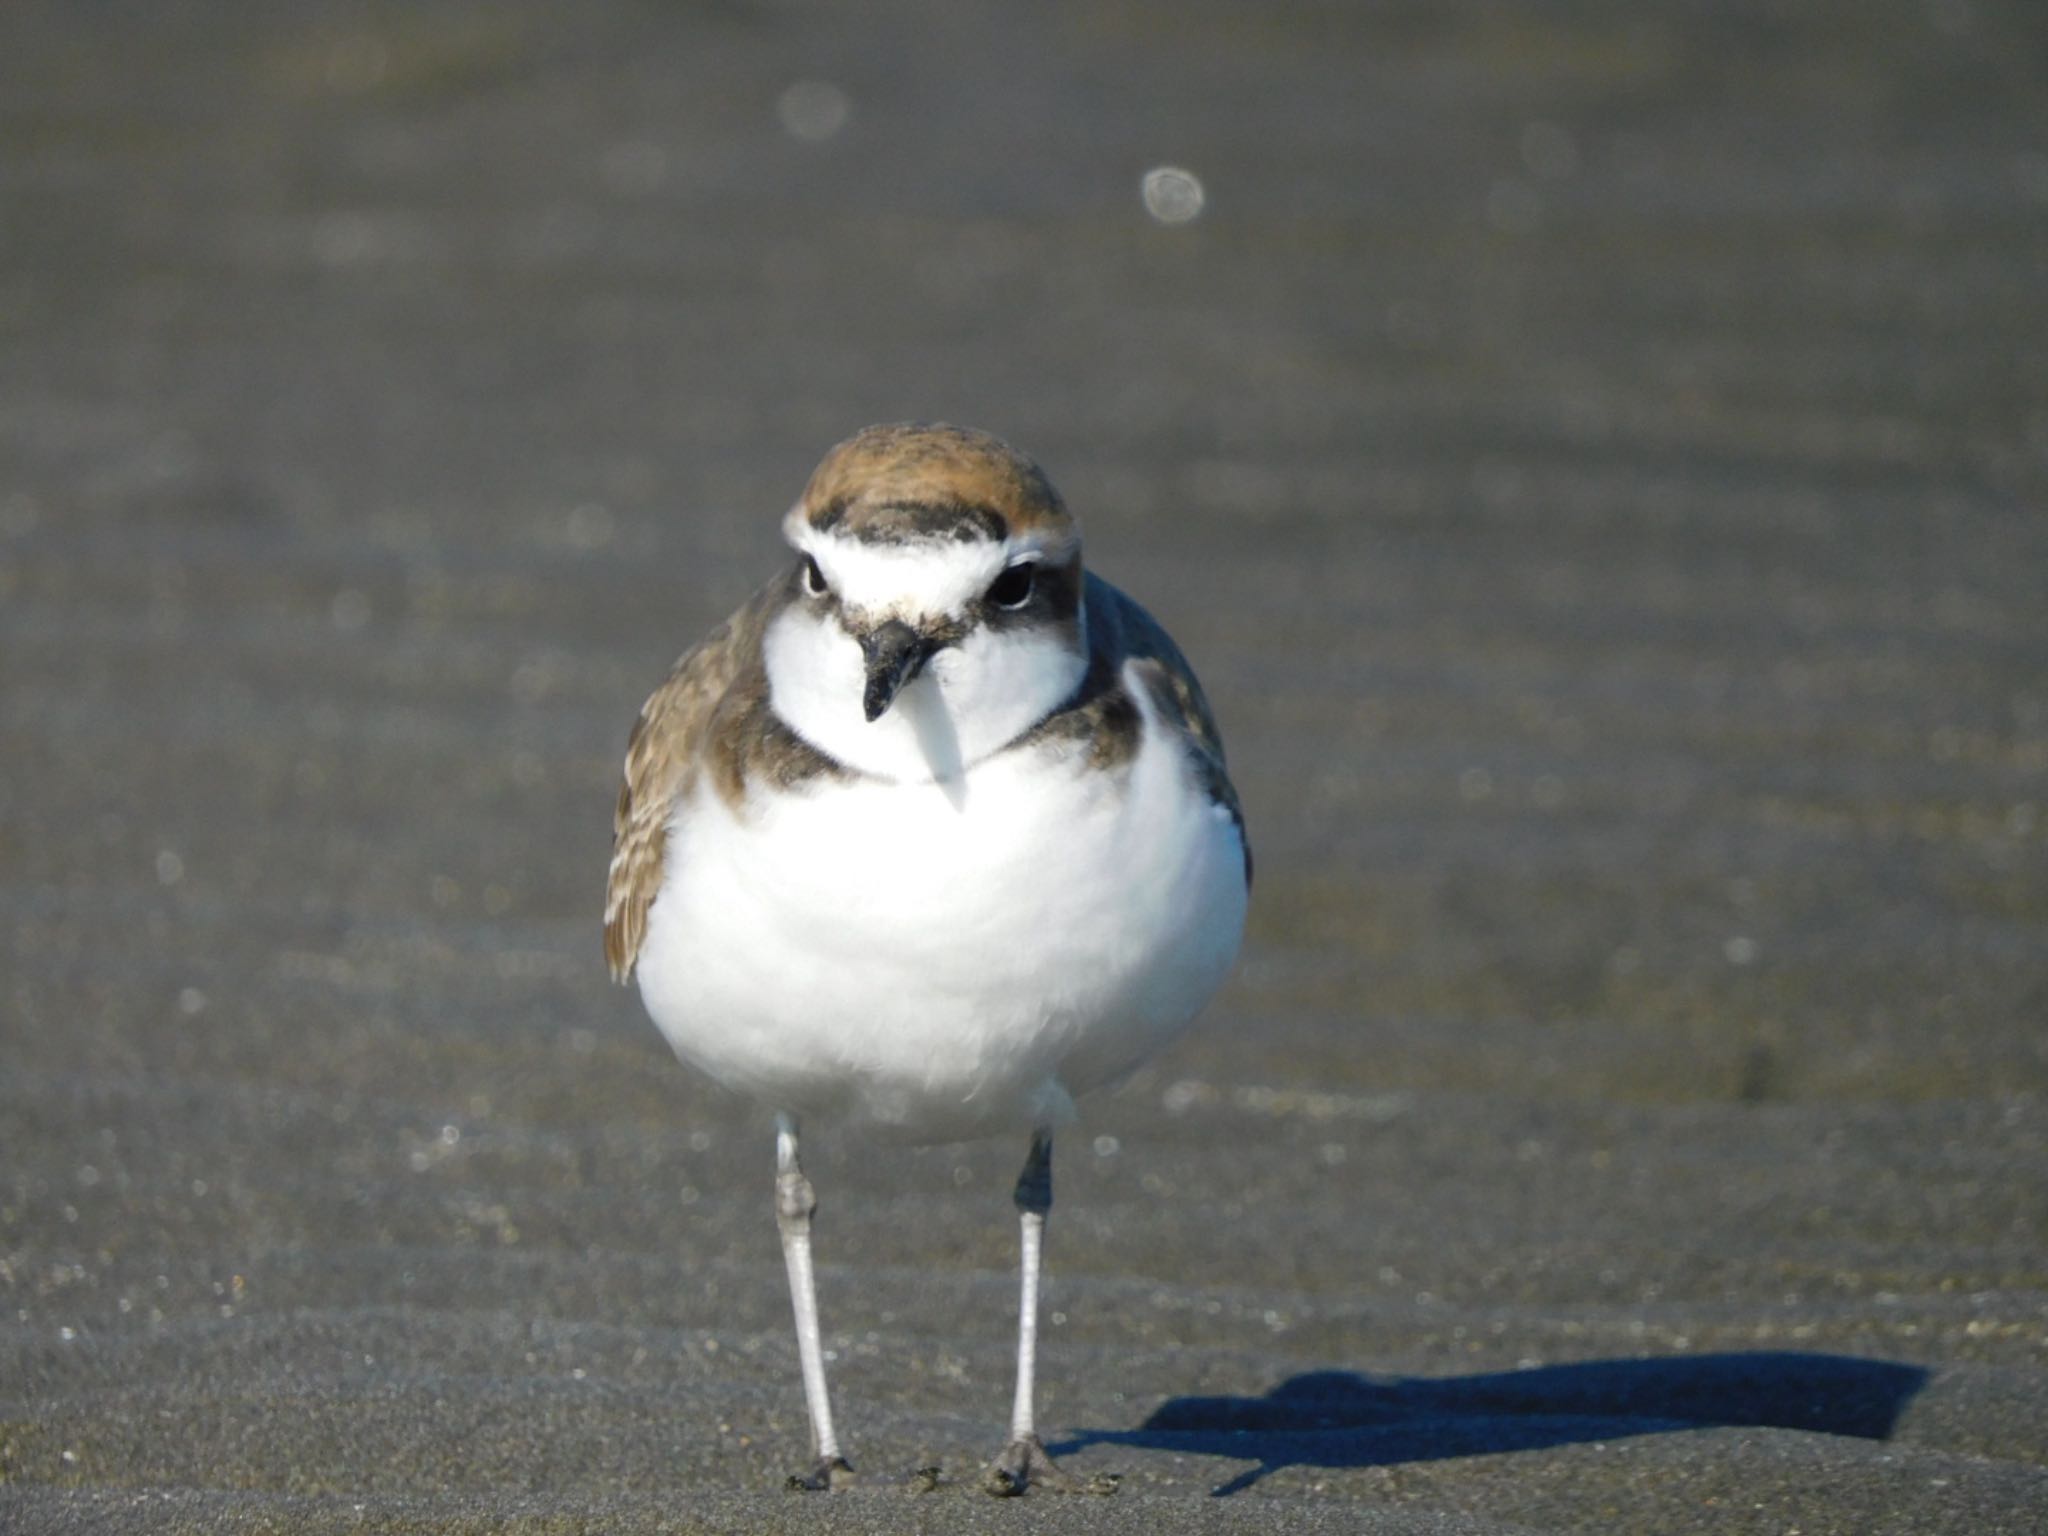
[3,1,2045,1531]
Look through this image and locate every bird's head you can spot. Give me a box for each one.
[762,423,1089,784]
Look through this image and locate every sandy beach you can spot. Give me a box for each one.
[4,1,2045,1530]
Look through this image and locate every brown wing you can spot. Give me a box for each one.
[1083,574,1251,885]
[603,581,780,982]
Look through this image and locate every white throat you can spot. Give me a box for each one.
[761,537,1087,786]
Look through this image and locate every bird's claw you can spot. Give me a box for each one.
[784,1454,856,1492]
[982,1434,1119,1497]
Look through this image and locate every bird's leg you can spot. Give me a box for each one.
[775,1114,853,1491]
[984,1129,1118,1497]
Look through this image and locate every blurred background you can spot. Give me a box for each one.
[4,2,2045,1530]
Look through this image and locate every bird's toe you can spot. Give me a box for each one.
[981,1434,1118,1497]
[785,1454,856,1492]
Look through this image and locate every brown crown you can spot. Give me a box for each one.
[797,423,1072,543]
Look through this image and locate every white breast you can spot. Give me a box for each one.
[633,670,1247,1139]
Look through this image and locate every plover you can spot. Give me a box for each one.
[604,423,1249,1494]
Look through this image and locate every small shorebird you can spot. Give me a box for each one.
[604,423,1249,1494]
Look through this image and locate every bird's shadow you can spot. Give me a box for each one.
[1053,1352,1927,1496]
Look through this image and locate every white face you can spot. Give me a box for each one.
[762,518,1088,785]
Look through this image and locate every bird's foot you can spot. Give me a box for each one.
[981,1434,1119,1497]
[784,1454,856,1492]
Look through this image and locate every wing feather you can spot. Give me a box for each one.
[1086,575,1251,886]
[603,585,776,982]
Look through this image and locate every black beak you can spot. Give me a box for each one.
[860,620,938,722]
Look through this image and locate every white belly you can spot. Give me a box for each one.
[634,691,1247,1139]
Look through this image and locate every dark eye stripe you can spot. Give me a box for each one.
[987,562,1035,608]
[982,558,1079,630]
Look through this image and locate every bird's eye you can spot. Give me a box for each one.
[987,562,1036,609]
[801,555,829,597]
